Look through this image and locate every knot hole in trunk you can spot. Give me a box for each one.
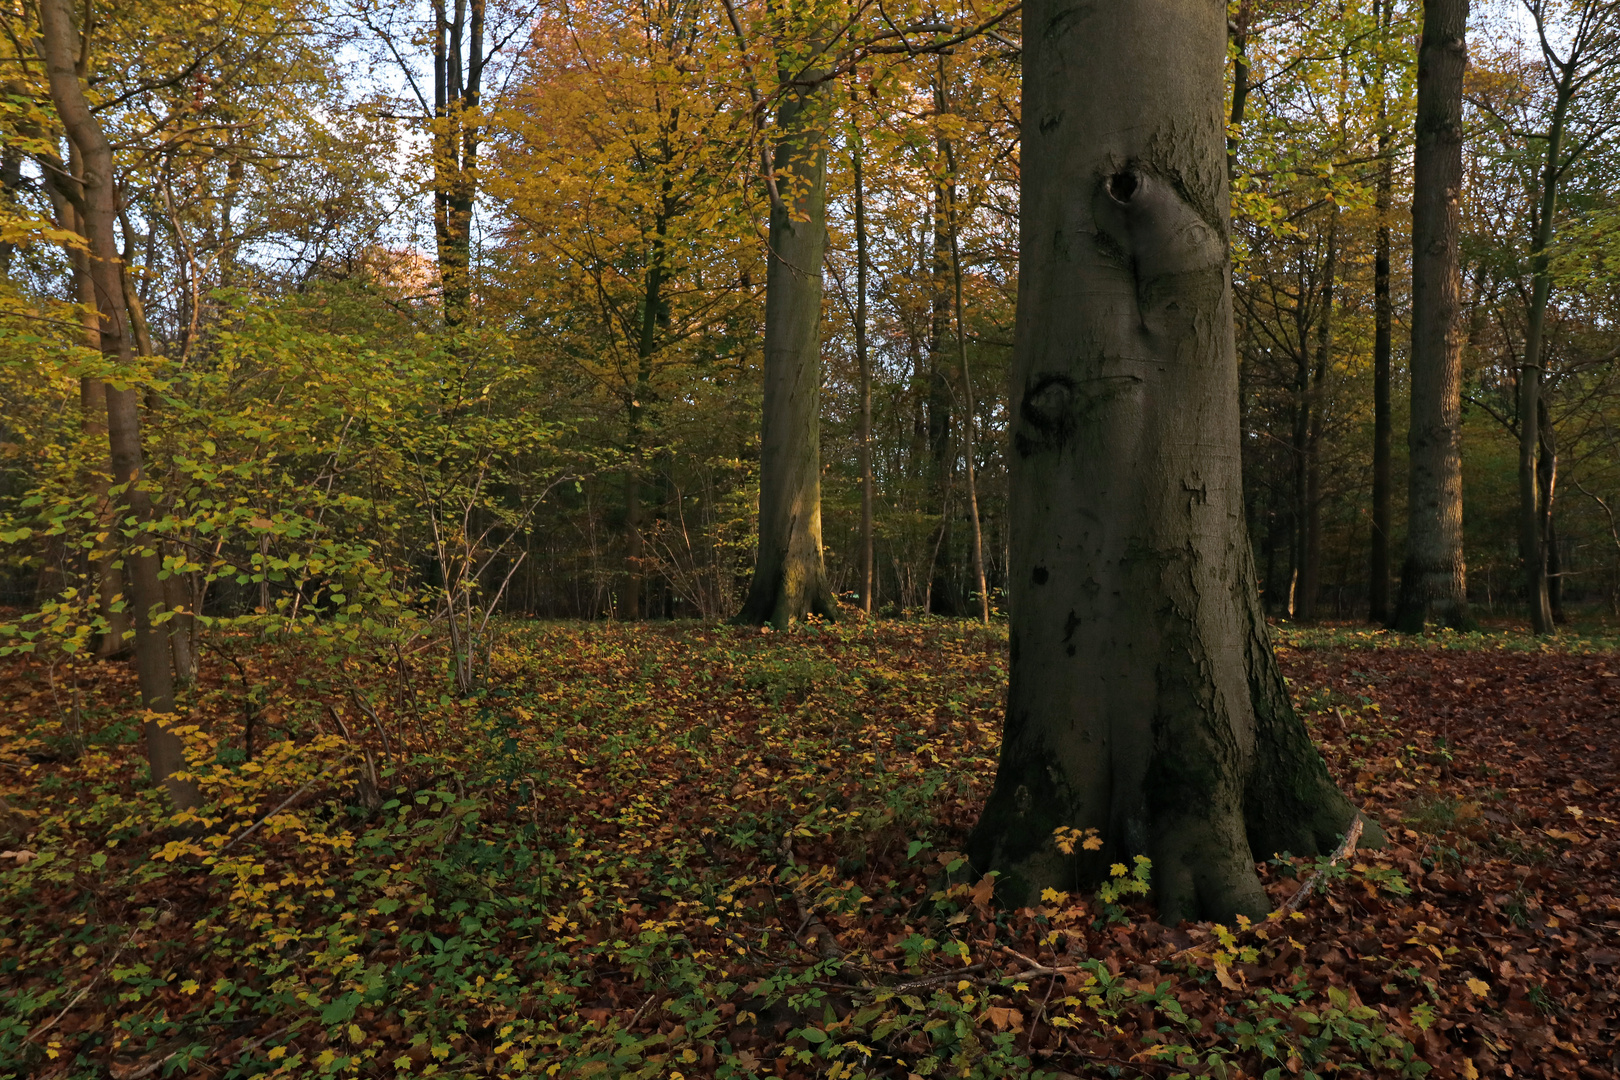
[1108,171,1139,203]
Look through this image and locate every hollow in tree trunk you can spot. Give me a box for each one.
[965,0,1372,925]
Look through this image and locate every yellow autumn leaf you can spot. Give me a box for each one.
[1466,977,1490,998]
[1110,863,1127,877]
[1082,833,1104,851]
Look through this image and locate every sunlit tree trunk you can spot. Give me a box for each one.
[40,0,198,808]
[735,49,836,626]
[1393,0,1474,632]
[967,0,1368,925]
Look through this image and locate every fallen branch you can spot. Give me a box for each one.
[26,928,139,1044]
[779,835,845,961]
[1170,816,1364,962]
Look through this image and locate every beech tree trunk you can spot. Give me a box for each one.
[966,0,1369,925]
[735,66,836,626]
[1393,0,1474,633]
[40,0,198,809]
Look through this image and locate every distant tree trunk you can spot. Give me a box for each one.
[0,145,20,275]
[1226,0,1253,182]
[967,0,1369,925]
[1393,0,1474,633]
[939,63,989,625]
[1297,211,1337,623]
[1538,396,1563,623]
[853,136,875,614]
[735,53,836,627]
[624,211,667,621]
[42,166,132,657]
[1518,67,1573,636]
[1369,0,1394,624]
[432,0,484,329]
[927,177,958,615]
[40,0,198,809]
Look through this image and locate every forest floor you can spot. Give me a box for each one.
[1,617,1618,1080]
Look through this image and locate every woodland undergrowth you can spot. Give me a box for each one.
[1,619,1617,1080]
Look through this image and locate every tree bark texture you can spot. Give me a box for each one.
[736,71,836,627]
[1394,0,1473,633]
[966,0,1367,925]
[40,0,198,808]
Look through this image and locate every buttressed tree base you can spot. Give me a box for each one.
[966,0,1376,925]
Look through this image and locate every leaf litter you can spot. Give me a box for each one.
[0,619,1616,1079]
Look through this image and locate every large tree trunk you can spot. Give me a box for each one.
[735,67,836,627]
[966,0,1369,925]
[1370,0,1394,624]
[1393,0,1474,633]
[853,135,875,614]
[40,0,198,809]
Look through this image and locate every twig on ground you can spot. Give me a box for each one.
[779,835,845,961]
[26,928,139,1044]
[1170,817,1364,962]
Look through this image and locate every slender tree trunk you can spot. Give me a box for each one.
[0,145,20,275]
[735,52,836,627]
[1227,0,1253,183]
[967,0,1369,925]
[1518,78,1571,636]
[948,182,989,624]
[1538,396,1563,624]
[853,136,875,614]
[938,64,989,625]
[1298,211,1337,623]
[1393,0,1474,633]
[927,177,957,615]
[1370,0,1394,623]
[1369,0,1394,623]
[432,0,484,330]
[40,0,198,809]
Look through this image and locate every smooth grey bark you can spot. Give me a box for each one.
[1393,0,1475,633]
[853,136,875,614]
[966,0,1370,925]
[736,68,836,627]
[40,0,198,809]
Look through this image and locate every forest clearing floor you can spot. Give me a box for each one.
[1,618,1618,1080]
